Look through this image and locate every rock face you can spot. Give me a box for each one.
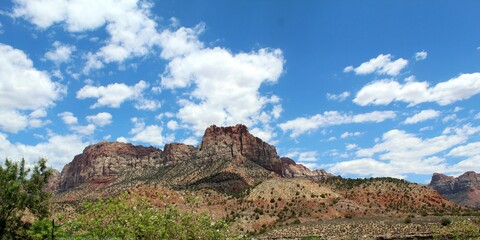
[43,169,61,192]
[161,143,195,165]
[280,157,334,181]
[199,124,283,174]
[429,171,480,208]
[57,124,334,194]
[59,142,163,191]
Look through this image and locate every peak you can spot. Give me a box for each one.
[203,124,250,136]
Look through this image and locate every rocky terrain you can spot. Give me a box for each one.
[48,124,473,237]
[429,171,480,208]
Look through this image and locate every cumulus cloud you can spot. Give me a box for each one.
[404,109,440,124]
[326,91,350,102]
[328,125,480,177]
[58,112,78,125]
[44,41,75,64]
[279,111,396,138]
[344,54,408,76]
[13,0,162,73]
[160,24,285,136]
[0,132,89,170]
[122,118,173,147]
[414,51,428,61]
[0,43,64,133]
[284,150,319,169]
[76,80,149,108]
[354,73,480,106]
[86,112,112,126]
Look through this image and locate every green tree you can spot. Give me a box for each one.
[58,193,239,239]
[0,158,52,239]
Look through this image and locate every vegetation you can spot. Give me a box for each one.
[433,217,480,239]
[57,193,239,239]
[0,158,52,239]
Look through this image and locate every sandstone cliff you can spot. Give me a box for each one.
[57,124,334,194]
[429,171,480,208]
[59,142,163,190]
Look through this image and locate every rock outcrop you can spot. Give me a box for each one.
[43,169,61,192]
[429,171,480,208]
[161,143,196,165]
[59,142,163,191]
[280,157,334,181]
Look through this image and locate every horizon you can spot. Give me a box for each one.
[1,0,480,184]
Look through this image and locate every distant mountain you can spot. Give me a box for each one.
[429,171,480,208]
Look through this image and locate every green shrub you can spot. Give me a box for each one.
[441,217,452,226]
[404,217,412,224]
[57,193,237,239]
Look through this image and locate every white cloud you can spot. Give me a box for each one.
[279,111,396,138]
[414,51,428,61]
[58,112,78,125]
[329,126,480,177]
[327,92,350,102]
[404,109,440,124]
[341,131,362,138]
[354,73,480,106]
[346,144,358,150]
[122,118,173,147]
[454,106,463,112]
[476,113,480,119]
[344,54,408,76]
[44,41,75,64]
[13,0,162,73]
[329,158,404,179]
[326,91,350,102]
[160,24,285,136]
[134,98,161,111]
[130,125,171,147]
[0,43,64,133]
[448,142,480,157]
[442,114,457,123]
[158,23,205,59]
[181,137,198,146]
[0,132,89,170]
[285,150,318,162]
[86,112,112,126]
[76,80,149,108]
[70,124,96,135]
[166,120,178,130]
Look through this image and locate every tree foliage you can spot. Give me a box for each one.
[0,158,52,239]
[58,193,240,239]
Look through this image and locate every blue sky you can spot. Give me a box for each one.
[1,0,480,183]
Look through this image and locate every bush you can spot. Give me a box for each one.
[441,217,452,226]
[57,193,237,239]
[404,217,412,224]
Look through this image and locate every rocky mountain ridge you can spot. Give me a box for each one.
[429,171,480,208]
[51,124,332,193]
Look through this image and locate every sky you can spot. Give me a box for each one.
[1,0,480,183]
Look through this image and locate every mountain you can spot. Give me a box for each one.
[55,124,331,195]
[429,171,480,208]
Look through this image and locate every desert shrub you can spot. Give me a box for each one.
[433,218,480,239]
[441,217,452,226]
[404,217,412,224]
[57,193,237,239]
